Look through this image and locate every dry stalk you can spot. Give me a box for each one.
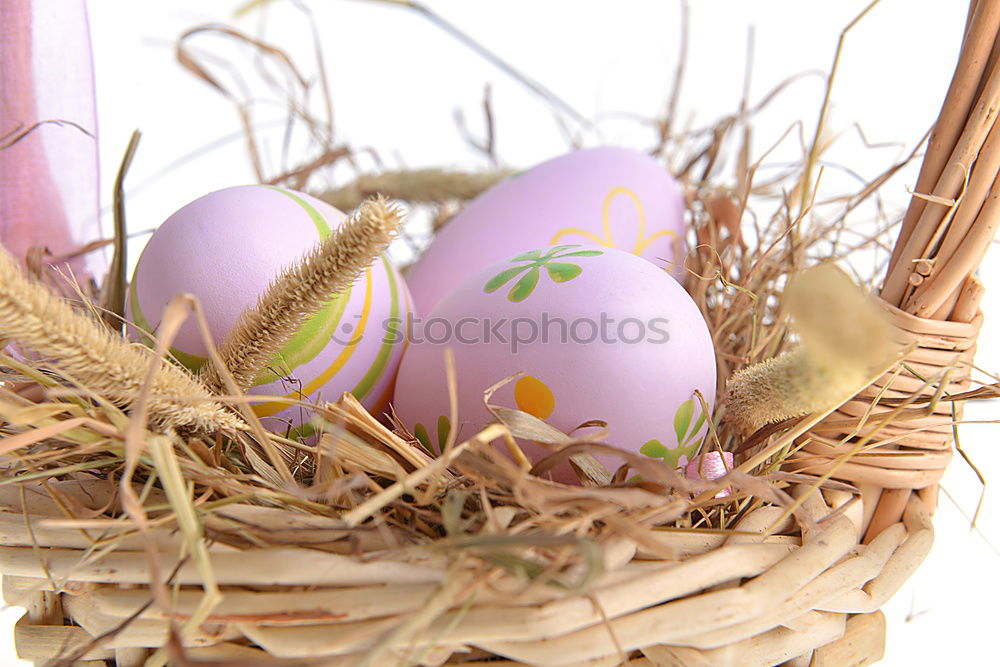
[0,247,240,432]
[320,168,513,211]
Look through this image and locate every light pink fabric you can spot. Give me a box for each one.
[0,0,102,282]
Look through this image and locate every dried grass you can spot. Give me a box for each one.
[321,169,513,213]
[0,248,240,433]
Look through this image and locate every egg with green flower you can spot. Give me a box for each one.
[392,246,715,483]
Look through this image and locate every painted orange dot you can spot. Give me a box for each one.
[515,375,555,420]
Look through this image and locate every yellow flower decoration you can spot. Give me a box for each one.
[515,375,555,420]
[550,187,677,254]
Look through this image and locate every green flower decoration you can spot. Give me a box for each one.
[414,415,452,456]
[639,399,709,468]
[483,245,604,303]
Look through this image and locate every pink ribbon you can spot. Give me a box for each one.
[683,451,735,498]
[1,0,102,283]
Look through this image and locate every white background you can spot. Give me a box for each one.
[3,0,999,664]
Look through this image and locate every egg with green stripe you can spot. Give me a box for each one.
[127,185,411,434]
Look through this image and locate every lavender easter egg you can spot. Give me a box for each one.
[392,245,715,483]
[128,185,411,432]
[405,147,687,314]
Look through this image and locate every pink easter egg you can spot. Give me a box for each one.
[392,245,715,484]
[405,147,687,315]
[128,185,411,434]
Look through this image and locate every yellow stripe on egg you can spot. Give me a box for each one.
[252,264,374,418]
[351,255,402,401]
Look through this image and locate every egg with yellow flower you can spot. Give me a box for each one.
[405,147,687,314]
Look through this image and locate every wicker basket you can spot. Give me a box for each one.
[2,3,998,666]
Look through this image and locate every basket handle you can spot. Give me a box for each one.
[791,0,1000,540]
[882,0,1000,320]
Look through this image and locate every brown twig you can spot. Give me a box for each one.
[99,130,141,333]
